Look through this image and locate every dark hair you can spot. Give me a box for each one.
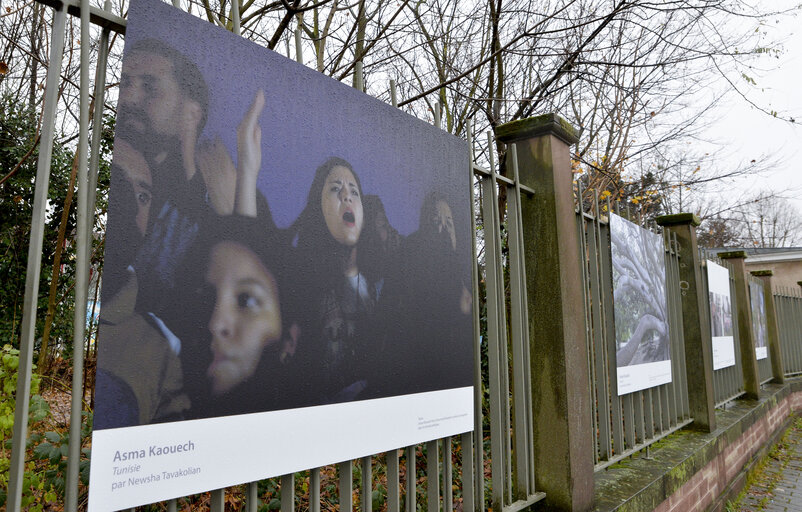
[419,190,452,233]
[128,38,209,133]
[360,194,390,282]
[292,157,363,256]
[362,194,386,226]
[193,215,286,295]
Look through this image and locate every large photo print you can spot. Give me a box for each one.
[89,0,473,508]
[610,213,671,395]
[706,260,735,370]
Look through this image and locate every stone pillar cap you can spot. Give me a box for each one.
[719,250,748,260]
[750,270,773,277]
[496,113,579,145]
[655,213,701,227]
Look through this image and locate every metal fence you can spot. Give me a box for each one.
[7,1,548,510]
[575,192,691,471]
[776,286,802,377]
[472,133,546,512]
[10,2,802,511]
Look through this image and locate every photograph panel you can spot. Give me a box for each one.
[609,213,671,395]
[706,260,735,370]
[89,0,474,507]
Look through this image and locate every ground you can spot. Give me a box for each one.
[729,417,802,512]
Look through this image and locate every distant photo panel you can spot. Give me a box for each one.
[706,260,735,370]
[749,281,769,360]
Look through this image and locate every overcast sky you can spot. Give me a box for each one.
[706,3,802,217]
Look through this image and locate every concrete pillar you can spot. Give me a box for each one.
[496,114,593,511]
[750,270,785,383]
[655,213,716,432]
[719,251,760,399]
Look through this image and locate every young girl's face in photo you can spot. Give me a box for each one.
[205,241,281,395]
[321,165,363,246]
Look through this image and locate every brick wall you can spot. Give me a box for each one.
[652,391,802,512]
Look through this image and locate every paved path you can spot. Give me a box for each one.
[734,418,802,512]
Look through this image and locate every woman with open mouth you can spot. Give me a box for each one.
[290,157,380,404]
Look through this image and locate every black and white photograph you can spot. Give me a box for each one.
[610,213,671,395]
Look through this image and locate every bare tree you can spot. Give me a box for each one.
[735,193,802,248]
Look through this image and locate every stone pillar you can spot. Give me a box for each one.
[719,251,760,399]
[750,270,785,383]
[655,213,716,431]
[496,114,593,511]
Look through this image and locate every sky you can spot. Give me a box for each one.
[705,3,802,216]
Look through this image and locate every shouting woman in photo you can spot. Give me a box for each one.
[290,157,379,404]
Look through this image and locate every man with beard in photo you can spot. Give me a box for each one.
[105,39,225,415]
[113,38,210,303]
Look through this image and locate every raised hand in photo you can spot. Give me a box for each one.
[236,89,265,218]
[197,137,237,215]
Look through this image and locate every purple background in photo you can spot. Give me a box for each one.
[122,0,469,236]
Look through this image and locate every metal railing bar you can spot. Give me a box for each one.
[587,198,611,461]
[471,164,535,195]
[427,440,440,512]
[211,488,225,512]
[247,481,259,512]
[362,457,372,512]
[516,186,536,495]
[665,237,680,425]
[388,450,400,512]
[311,468,321,512]
[405,446,416,512]
[715,391,747,409]
[501,493,547,512]
[623,394,635,449]
[482,133,507,512]
[390,80,398,108]
[7,10,67,511]
[634,392,645,444]
[231,0,240,34]
[444,438,453,512]
[644,389,655,440]
[575,186,597,466]
[505,145,532,498]
[461,432,476,512]
[600,220,623,455]
[86,0,111,222]
[593,418,694,472]
[65,1,92,509]
[282,473,295,512]
[36,0,127,33]
[466,120,483,512]
[340,461,353,512]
